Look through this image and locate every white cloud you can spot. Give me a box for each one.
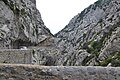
[36,0,97,34]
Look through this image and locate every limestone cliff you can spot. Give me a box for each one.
[0,0,52,49]
[55,0,120,66]
[0,0,61,66]
[0,0,120,67]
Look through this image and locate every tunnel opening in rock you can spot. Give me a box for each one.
[12,39,36,49]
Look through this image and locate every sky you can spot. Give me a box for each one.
[36,0,97,34]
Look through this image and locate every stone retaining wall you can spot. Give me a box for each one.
[0,49,32,64]
[0,64,119,80]
[0,48,60,65]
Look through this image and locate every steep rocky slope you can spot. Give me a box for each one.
[0,0,53,49]
[55,0,120,66]
[0,0,120,67]
[0,0,62,66]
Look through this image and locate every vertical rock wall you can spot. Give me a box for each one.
[0,0,52,49]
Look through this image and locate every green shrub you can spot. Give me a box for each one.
[100,52,120,67]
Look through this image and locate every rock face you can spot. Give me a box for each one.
[0,0,52,49]
[0,0,61,66]
[55,0,120,66]
[0,64,120,80]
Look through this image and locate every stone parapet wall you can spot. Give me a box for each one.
[0,49,33,64]
[0,48,57,65]
[0,64,119,80]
